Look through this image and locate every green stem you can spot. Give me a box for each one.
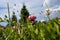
[7,3,11,26]
[47,15,50,21]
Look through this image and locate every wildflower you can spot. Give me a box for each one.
[12,26,20,35]
[45,9,50,16]
[40,20,46,25]
[28,15,36,25]
[12,26,16,29]
[45,9,51,20]
[12,26,18,31]
[28,15,36,21]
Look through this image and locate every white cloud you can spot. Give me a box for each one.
[43,0,60,8]
[0,0,43,20]
[0,0,60,21]
[43,0,60,20]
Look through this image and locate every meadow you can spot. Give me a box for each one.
[0,3,60,40]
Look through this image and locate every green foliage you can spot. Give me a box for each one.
[0,18,60,40]
[11,12,17,26]
[0,17,3,22]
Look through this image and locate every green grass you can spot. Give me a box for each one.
[0,18,60,40]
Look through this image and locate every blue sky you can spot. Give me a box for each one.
[0,0,60,21]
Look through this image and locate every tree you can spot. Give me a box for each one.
[20,4,29,23]
[11,12,17,26]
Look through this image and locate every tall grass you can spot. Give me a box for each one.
[0,18,60,40]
